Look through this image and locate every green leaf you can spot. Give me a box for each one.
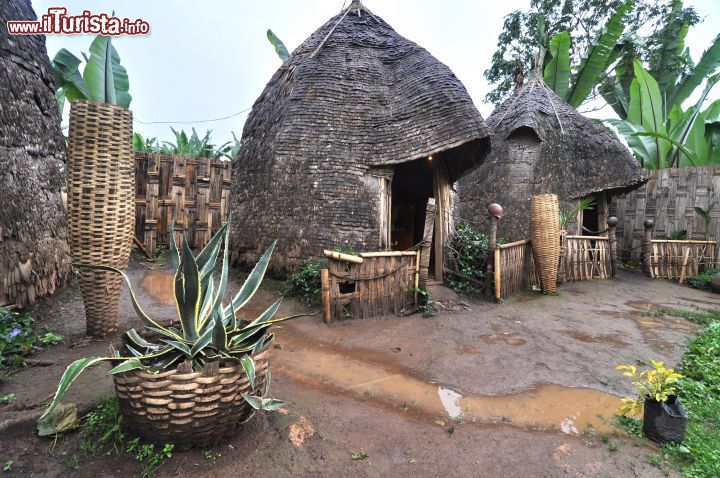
[240,355,255,389]
[212,304,227,352]
[200,221,231,331]
[73,263,180,338]
[544,31,571,99]
[83,36,131,107]
[605,119,655,168]
[51,48,91,101]
[634,131,697,166]
[175,237,201,340]
[126,328,159,350]
[196,223,227,277]
[190,327,214,357]
[241,394,287,411]
[160,340,192,357]
[599,74,628,119]
[223,241,277,317]
[169,223,180,271]
[40,357,109,420]
[567,1,631,108]
[267,29,289,61]
[649,0,689,96]
[668,33,720,109]
[108,358,145,374]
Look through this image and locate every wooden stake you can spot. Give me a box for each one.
[486,214,498,297]
[643,219,654,276]
[679,248,691,284]
[419,198,436,289]
[607,217,618,278]
[494,248,501,302]
[321,268,331,324]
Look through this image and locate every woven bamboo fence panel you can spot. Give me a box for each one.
[610,167,720,260]
[494,240,537,301]
[530,194,560,294]
[115,348,269,449]
[67,101,134,336]
[649,240,717,282]
[324,251,419,321]
[560,236,611,282]
[134,152,231,253]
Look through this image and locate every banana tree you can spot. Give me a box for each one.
[267,29,289,62]
[52,35,131,113]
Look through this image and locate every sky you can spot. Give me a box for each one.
[30,0,720,146]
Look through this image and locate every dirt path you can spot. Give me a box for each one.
[1,255,717,477]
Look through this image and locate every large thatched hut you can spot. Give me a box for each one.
[0,1,71,308]
[458,75,647,241]
[230,1,491,277]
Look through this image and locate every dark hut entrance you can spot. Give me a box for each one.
[578,192,608,236]
[391,158,434,251]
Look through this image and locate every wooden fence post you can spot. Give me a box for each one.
[486,203,502,298]
[419,198,436,290]
[643,219,654,276]
[320,268,331,324]
[607,216,618,278]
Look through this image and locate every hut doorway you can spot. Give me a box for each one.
[390,159,434,252]
[579,192,608,235]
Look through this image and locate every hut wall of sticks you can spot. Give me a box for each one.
[229,0,490,278]
[458,74,647,243]
[0,0,71,308]
[610,166,720,261]
[134,152,231,254]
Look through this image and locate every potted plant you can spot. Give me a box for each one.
[54,35,135,337]
[616,360,688,444]
[40,222,302,448]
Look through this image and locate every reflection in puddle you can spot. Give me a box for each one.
[274,328,621,435]
[438,388,463,420]
[141,271,175,304]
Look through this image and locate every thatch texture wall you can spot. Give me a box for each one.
[458,78,647,242]
[229,2,490,275]
[135,152,230,253]
[0,1,71,308]
[610,167,720,260]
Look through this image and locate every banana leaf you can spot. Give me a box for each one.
[83,36,131,108]
[668,33,720,109]
[566,1,631,108]
[51,48,91,104]
[634,131,697,167]
[649,0,689,96]
[606,119,656,168]
[544,31,571,99]
[267,29,289,61]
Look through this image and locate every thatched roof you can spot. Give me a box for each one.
[230,1,490,274]
[237,1,490,182]
[458,74,648,240]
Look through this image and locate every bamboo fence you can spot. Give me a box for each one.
[494,239,537,301]
[134,152,231,253]
[560,235,611,282]
[321,250,419,322]
[648,240,717,283]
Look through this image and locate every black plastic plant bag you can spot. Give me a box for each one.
[643,395,688,444]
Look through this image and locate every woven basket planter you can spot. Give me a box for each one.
[530,194,560,294]
[114,348,270,449]
[67,100,134,336]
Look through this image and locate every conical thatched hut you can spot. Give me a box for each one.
[230,1,491,277]
[0,1,71,308]
[458,75,647,241]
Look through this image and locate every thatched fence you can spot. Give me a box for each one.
[134,152,231,254]
[611,167,720,261]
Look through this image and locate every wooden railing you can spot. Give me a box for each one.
[648,240,717,282]
[560,235,611,282]
[321,250,420,322]
[494,239,537,301]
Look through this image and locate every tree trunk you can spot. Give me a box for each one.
[0,1,71,308]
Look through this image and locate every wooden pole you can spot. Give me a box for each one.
[486,204,501,298]
[643,219,654,276]
[320,269,331,324]
[494,248,501,302]
[419,198,436,290]
[607,216,618,278]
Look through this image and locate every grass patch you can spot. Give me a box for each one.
[614,415,643,437]
[653,308,720,477]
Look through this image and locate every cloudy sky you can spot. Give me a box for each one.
[31,0,720,146]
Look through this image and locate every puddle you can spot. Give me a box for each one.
[597,308,700,352]
[625,301,660,312]
[274,328,621,435]
[141,271,175,304]
[479,326,527,346]
[455,344,481,355]
[558,331,628,348]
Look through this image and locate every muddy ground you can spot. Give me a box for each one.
[1,254,718,477]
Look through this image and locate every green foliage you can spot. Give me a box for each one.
[160,127,230,160]
[614,415,643,436]
[484,0,694,105]
[694,201,715,240]
[350,450,368,461]
[447,222,497,295]
[655,307,720,326]
[616,360,683,415]
[133,133,162,153]
[0,393,15,404]
[3,460,11,472]
[560,197,595,228]
[51,35,132,113]
[42,221,303,421]
[267,29,289,61]
[285,257,328,306]
[685,268,720,290]
[0,308,63,370]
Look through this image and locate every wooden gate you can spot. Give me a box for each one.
[649,240,717,282]
[560,235,611,281]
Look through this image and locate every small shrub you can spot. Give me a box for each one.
[686,267,720,290]
[447,222,499,295]
[0,308,63,370]
[285,257,328,306]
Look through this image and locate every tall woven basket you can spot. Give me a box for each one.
[530,194,560,294]
[67,100,134,336]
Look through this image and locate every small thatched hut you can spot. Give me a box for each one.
[0,0,71,308]
[230,1,491,277]
[458,75,647,241]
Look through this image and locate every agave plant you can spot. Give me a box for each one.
[41,221,300,420]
